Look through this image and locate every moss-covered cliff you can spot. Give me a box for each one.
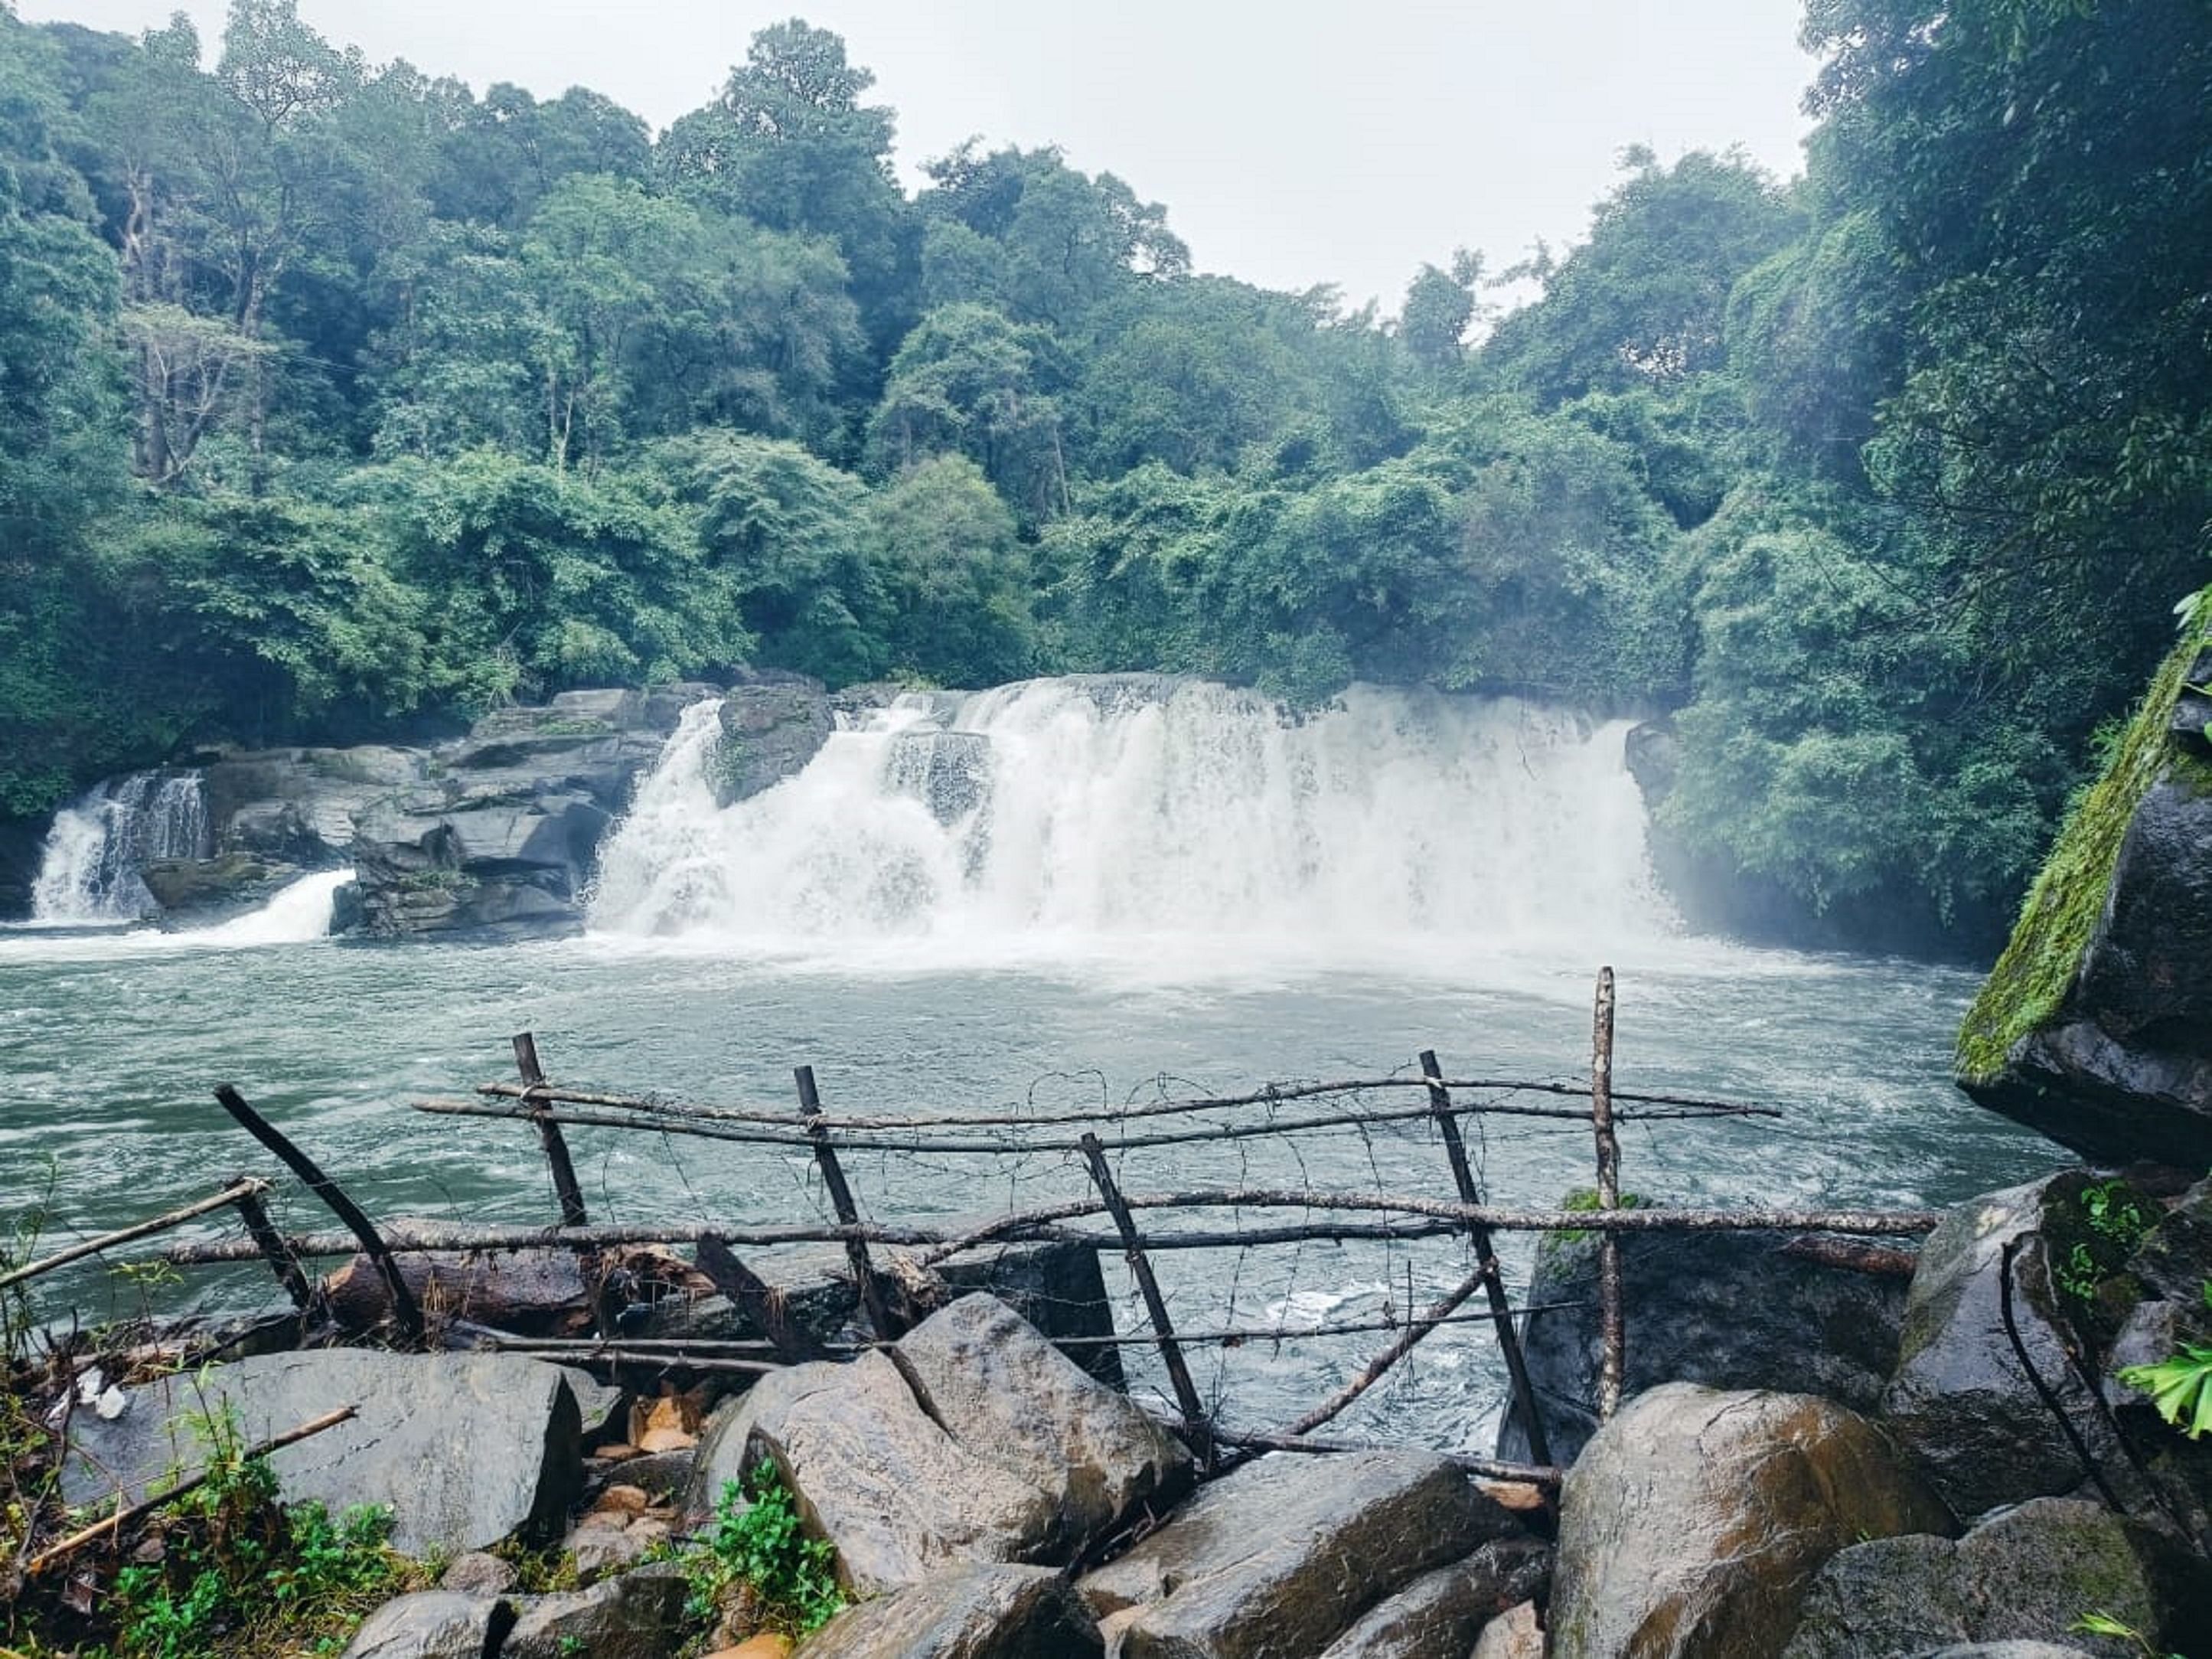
[1956,593,2212,1166]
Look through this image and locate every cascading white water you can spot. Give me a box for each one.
[590,677,1672,956]
[30,771,210,924]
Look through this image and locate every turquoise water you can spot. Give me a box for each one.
[0,926,2055,1448]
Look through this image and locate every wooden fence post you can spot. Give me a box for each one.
[795,1066,895,1343]
[1589,968,1626,1420]
[1421,1050,1553,1466]
[1079,1132,1212,1466]
[514,1033,589,1229]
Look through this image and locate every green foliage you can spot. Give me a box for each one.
[679,1465,844,1637]
[2118,1282,2212,1444]
[100,1402,416,1659]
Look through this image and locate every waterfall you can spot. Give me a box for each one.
[589,678,1672,957]
[30,771,211,924]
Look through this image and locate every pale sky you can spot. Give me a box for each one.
[18,0,1820,312]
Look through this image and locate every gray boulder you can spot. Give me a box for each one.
[1315,1537,1551,1659]
[62,1350,586,1556]
[1881,1174,2135,1520]
[1781,1497,2212,1659]
[1549,1383,1952,1659]
[793,1563,1104,1658]
[1499,1225,1911,1466]
[338,1592,514,1659]
[689,1296,1189,1593]
[1079,1450,1522,1658]
[503,1563,690,1659]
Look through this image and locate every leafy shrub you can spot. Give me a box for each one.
[680,1465,844,1636]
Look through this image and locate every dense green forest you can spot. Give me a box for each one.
[0,0,2206,952]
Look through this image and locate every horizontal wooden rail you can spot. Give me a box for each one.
[413,1093,1772,1156]
[0,1180,269,1290]
[162,1191,1940,1267]
[471,1073,1783,1131]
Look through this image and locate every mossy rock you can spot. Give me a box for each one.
[1956,609,2212,1168]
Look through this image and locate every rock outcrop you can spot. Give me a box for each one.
[1499,1224,1911,1466]
[1548,1383,1951,1659]
[1958,626,2212,1168]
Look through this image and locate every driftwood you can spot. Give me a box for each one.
[322,1246,594,1337]
[0,1180,268,1291]
[163,1194,1943,1269]
[695,1236,821,1363]
[24,1406,357,1577]
[471,1073,1783,1130]
[1286,1260,1491,1437]
[1780,1235,1920,1277]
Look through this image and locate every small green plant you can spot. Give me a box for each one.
[2073,1609,2182,1658]
[2081,1179,2152,1247]
[2117,1279,2212,1442]
[1556,1187,1644,1245]
[680,1465,844,1637]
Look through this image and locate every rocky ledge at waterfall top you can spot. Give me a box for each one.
[11,674,843,939]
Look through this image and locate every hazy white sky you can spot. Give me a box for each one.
[18,0,1820,311]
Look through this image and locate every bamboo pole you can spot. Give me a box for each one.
[24,1406,357,1576]
[163,1195,1943,1267]
[515,1033,588,1229]
[213,1084,422,1343]
[0,1180,269,1290]
[1590,968,1626,1422]
[796,1066,894,1343]
[1422,1049,1551,1467]
[1081,1133,1210,1463]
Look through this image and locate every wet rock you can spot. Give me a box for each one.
[62,1350,586,1555]
[503,1563,690,1659]
[439,1553,519,1597]
[1623,717,1679,803]
[892,1294,1190,1555]
[1080,1450,1521,1657]
[690,1297,1186,1593]
[1499,1225,1910,1466]
[139,851,299,919]
[346,686,717,940]
[1780,1497,2212,1659]
[1921,1647,2096,1658]
[710,679,834,806]
[937,1239,1125,1390]
[338,1592,514,1659]
[793,1563,1101,1657]
[1881,1174,2135,1520]
[1549,1383,1951,1659]
[1316,1537,1551,1659]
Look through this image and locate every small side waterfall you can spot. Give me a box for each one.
[590,678,1672,955]
[30,771,211,924]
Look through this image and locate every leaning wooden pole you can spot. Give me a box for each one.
[1286,1259,1491,1436]
[1590,968,1625,1420]
[1080,1132,1212,1465]
[213,1084,422,1343]
[1422,1049,1553,1466]
[795,1066,895,1343]
[230,1179,314,1310]
[514,1033,589,1229]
